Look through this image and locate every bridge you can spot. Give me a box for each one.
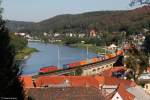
[33,55,120,78]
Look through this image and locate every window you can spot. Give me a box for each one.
[116,97,119,99]
[146,85,148,89]
[92,69,96,71]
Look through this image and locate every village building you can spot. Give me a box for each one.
[108,44,117,51]
[14,32,26,36]
[21,75,150,100]
[144,83,150,94]
[90,29,97,37]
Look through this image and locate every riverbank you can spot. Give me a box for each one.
[16,47,38,60]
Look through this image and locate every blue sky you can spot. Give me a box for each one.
[2,0,132,22]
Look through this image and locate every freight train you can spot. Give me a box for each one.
[39,50,124,74]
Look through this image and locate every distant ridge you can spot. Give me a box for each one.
[6,5,150,34]
[6,20,34,32]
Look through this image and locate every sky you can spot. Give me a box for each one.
[2,0,133,22]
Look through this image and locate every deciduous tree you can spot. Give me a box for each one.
[124,47,148,82]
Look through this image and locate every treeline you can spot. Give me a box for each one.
[63,32,123,46]
[6,20,34,32]
[6,6,150,35]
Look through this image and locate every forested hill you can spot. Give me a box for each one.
[6,20,34,32]
[6,5,150,34]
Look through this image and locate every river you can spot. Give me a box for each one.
[22,42,98,75]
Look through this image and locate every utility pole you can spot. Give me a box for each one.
[57,45,61,68]
[86,45,89,60]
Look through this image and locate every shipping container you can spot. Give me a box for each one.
[68,62,81,68]
[101,56,105,60]
[63,64,69,70]
[87,59,93,64]
[98,57,102,62]
[104,55,110,60]
[92,58,99,63]
[39,66,58,73]
[80,60,88,65]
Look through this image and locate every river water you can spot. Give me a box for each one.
[22,42,98,75]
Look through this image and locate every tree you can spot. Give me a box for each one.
[75,67,83,75]
[129,0,150,7]
[113,56,124,66]
[124,47,148,82]
[0,1,24,99]
[10,33,28,52]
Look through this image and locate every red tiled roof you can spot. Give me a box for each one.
[95,76,136,87]
[102,69,112,77]
[117,83,135,100]
[106,83,135,100]
[106,89,118,100]
[27,87,106,100]
[147,67,150,73]
[102,67,125,77]
[35,76,99,88]
[20,76,33,88]
[110,67,126,72]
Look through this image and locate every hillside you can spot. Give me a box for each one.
[6,6,150,34]
[6,20,34,32]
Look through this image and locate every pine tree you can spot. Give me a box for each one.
[0,1,24,99]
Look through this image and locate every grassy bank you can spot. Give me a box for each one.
[16,47,38,60]
[70,43,107,54]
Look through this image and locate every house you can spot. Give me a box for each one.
[20,76,33,88]
[147,67,150,73]
[108,44,117,51]
[14,32,26,36]
[90,29,97,37]
[78,33,85,38]
[43,32,48,36]
[110,83,135,100]
[107,83,150,100]
[95,76,136,96]
[35,76,99,88]
[27,87,106,100]
[138,73,150,81]
[144,83,150,94]
[127,85,150,100]
[54,33,60,37]
[95,76,150,100]
[25,34,32,39]
[23,76,106,100]
[21,75,150,100]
